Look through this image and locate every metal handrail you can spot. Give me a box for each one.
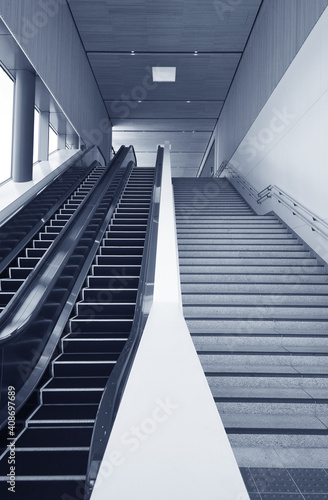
[213,160,228,178]
[84,146,164,500]
[225,163,328,240]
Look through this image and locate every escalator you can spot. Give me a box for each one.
[0,162,108,313]
[0,149,104,273]
[0,146,157,499]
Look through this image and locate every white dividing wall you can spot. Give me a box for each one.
[90,144,249,500]
[0,0,111,161]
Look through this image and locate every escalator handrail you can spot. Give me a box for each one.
[84,146,164,499]
[0,146,136,346]
[0,151,136,430]
[0,146,103,276]
[0,145,95,229]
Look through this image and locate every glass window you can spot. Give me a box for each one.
[0,65,14,184]
[48,125,57,155]
[33,108,40,163]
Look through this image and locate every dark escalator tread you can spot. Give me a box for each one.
[29,404,98,422]
[17,426,93,447]
[0,450,88,476]
[0,480,86,500]
[62,337,127,353]
[44,377,108,389]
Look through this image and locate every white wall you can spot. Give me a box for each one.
[0,0,111,161]
[217,0,328,165]
[226,6,328,263]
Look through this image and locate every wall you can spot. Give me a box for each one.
[224,5,328,263]
[218,0,328,165]
[0,0,111,161]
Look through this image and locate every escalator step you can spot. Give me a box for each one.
[70,317,133,333]
[76,302,135,317]
[62,337,127,353]
[82,288,137,302]
[0,450,89,476]
[0,480,84,500]
[42,388,103,404]
[29,404,98,423]
[17,426,93,448]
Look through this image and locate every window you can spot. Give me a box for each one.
[48,125,57,155]
[0,65,14,184]
[33,108,40,163]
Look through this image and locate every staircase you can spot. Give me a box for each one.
[0,167,155,499]
[173,177,328,468]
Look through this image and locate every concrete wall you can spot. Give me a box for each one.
[0,0,111,161]
[218,0,328,164]
[224,5,328,263]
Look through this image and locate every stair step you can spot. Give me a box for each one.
[192,335,328,351]
[187,318,328,334]
[220,413,327,432]
[179,257,317,266]
[178,250,310,258]
[180,274,328,284]
[183,305,328,319]
[180,265,325,274]
[182,293,328,306]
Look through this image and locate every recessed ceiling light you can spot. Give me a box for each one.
[152,67,176,82]
[138,100,142,103]
[131,51,135,55]
[186,100,191,103]
[194,51,198,55]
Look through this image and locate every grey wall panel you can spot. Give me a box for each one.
[200,141,215,177]
[112,131,211,153]
[107,100,223,120]
[0,0,111,160]
[112,119,216,131]
[217,0,328,164]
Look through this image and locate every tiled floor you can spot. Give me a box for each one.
[240,468,328,499]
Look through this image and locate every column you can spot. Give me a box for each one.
[12,70,35,182]
[38,111,50,161]
[57,134,66,149]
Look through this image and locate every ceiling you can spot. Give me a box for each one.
[67,0,263,176]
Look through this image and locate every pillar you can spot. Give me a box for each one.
[12,70,35,182]
[57,134,66,149]
[38,111,50,161]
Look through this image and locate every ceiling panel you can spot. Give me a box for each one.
[67,0,263,176]
[89,53,240,102]
[68,0,262,52]
[112,119,216,131]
